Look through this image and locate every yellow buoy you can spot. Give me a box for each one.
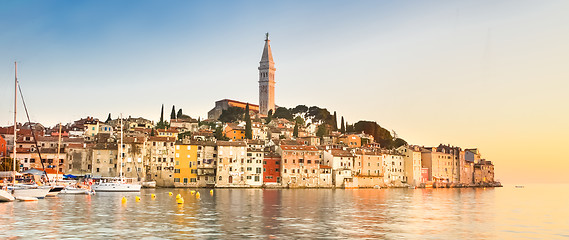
[135,196,141,202]
[151,194,156,198]
[121,197,127,204]
[177,197,184,204]
[210,189,213,195]
[169,192,173,196]
[196,192,200,198]
[190,190,195,195]
[176,194,181,199]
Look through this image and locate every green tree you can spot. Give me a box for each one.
[266,109,273,123]
[294,116,305,127]
[316,124,328,138]
[105,113,112,123]
[177,109,183,119]
[218,107,245,123]
[291,105,308,114]
[214,125,228,140]
[293,122,299,137]
[340,116,345,133]
[392,138,408,148]
[273,107,293,120]
[245,103,252,139]
[150,128,155,136]
[157,104,168,129]
[170,105,176,120]
[197,117,201,125]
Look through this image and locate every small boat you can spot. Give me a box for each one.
[142,181,156,188]
[92,180,141,192]
[17,196,38,201]
[0,189,15,202]
[9,185,51,199]
[515,185,525,188]
[61,186,94,195]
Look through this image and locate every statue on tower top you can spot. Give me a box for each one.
[265,32,269,41]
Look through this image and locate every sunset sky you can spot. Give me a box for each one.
[0,1,567,184]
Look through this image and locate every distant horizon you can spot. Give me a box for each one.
[1,1,567,185]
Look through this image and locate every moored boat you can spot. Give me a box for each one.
[0,189,15,202]
[10,185,51,199]
[142,181,156,188]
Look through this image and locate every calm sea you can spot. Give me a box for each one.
[0,185,567,239]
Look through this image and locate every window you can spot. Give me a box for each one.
[176,161,180,165]
[190,178,196,182]
[174,178,180,182]
[254,176,260,182]
[256,167,262,174]
[247,176,252,180]
[183,178,188,183]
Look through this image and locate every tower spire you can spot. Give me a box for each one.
[258,33,276,115]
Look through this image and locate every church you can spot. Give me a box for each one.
[207,34,276,120]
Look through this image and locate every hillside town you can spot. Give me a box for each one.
[0,34,499,189]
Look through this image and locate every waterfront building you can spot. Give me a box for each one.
[258,33,276,115]
[11,148,66,172]
[278,145,321,188]
[91,142,118,178]
[147,136,176,187]
[397,145,422,186]
[216,141,248,187]
[263,151,281,186]
[353,148,384,187]
[65,143,93,176]
[421,147,456,183]
[196,141,217,187]
[474,160,495,184]
[383,152,405,184]
[322,148,355,187]
[319,165,333,187]
[121,136,147,180]
[460,150,475,184]
[174,142,199,187]
[246,147,264,187]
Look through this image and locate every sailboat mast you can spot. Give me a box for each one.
[13,62,17,185]
[55,123,62,181]
[120,114,123,178]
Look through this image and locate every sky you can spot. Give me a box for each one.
[0,1,568,184]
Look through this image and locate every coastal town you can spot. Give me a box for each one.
[0,35,500,189]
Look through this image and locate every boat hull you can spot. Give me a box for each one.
[92,183,141,192]
[46,186,65,197]
[0,190,15,202]
[11,187,51,199]
[142,181,156,188]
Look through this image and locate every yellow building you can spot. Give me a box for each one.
[224,123,245,140]
[174,143,198,187]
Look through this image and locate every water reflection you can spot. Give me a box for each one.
[0,185,568,239]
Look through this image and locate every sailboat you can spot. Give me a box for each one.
[9,62,51,200]
[92,115,141,192]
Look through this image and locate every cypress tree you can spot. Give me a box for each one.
[159,104,164,124]
[177,109,183,119]
[105,113,112,123]
[170,105,176,120]
[266,109,273,123]
[245,103,252,139]
[293,122,299,137]
[333,111,338,130]
[340,116,345,133]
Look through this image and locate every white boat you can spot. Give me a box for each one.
[91,116,141,192]
[142,181,156,188]
[0,189,15,202]
[61,186,95,195]
[92,180,142,192]
[10,185,51,199]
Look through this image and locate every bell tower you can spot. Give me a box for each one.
[258,33,276,115]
